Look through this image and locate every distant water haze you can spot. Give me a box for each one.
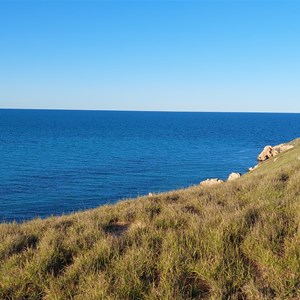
[1,109,300,222]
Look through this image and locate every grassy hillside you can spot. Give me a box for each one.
[1,138,300,300]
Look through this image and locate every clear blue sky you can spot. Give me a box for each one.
[0,0,299,112]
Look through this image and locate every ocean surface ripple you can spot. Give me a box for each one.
[1,110,300,222]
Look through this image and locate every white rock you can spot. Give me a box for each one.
[227,172,241,181]
[248,165,258,171]
[200,178,223,186]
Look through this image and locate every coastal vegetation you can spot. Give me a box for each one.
[1,138,300,299]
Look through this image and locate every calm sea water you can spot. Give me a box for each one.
[1,109,300,222]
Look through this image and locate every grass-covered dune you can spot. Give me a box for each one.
[1,139,300,300]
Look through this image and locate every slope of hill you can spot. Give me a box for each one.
[1,138,300,299]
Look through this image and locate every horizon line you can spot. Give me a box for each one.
[0,107,300,114]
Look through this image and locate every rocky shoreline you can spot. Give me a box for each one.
[199,142,294,187]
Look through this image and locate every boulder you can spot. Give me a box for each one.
[200,178,223,186]
[257,144,294,161]
[257,145,273,161]
[227,172,241,181]
[275,144,294,153]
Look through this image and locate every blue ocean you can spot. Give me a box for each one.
[1,109,300,222]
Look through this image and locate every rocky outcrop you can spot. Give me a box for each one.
[276,144,294,152]
[198,141,294,188]
[257,146,273,161]
[257,143,294,161]
[200,178,224,186]
[227,172,241,181]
